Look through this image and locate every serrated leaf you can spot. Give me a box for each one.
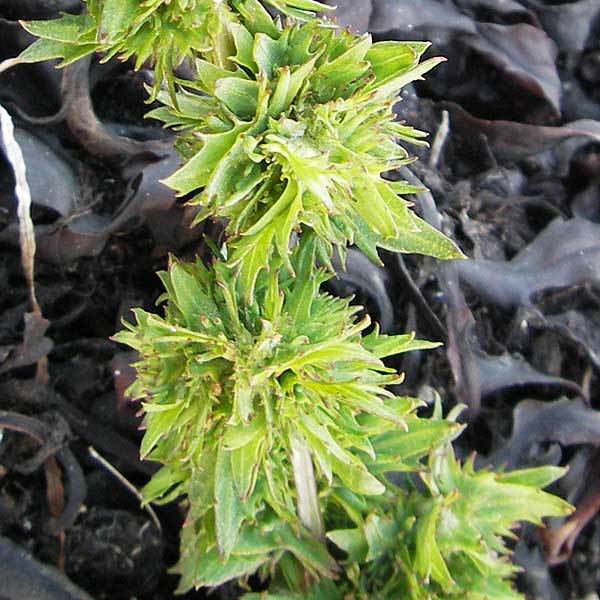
[230,224,275,303]
[363,514,401,561]
[142,464,186,504]
[273,53,319,114]
[189,447,217,521]
[496,465,566,489]
[223,413,266,450]
[271,0,330,11]
[297,413,384,496]
[277,526,338,578]
[192,548,266,589]
[215,78,259,119]
[17,38,98,66]
[195,59,249,94]
[313,35,371,98]
[367,41,430,82]
[232,0,281,38]
[285,233,318,324]
[243,177,298,237]
[253,33,285,77]
[164,126,247,196]
[365,56,447,100]
[168,261,218,329]
[140,403,184,458]
[362,329,442,359]
[227,416,266,500]
[379,211,465,259]
[327,528,368,562]
[21,13,95,43]
[214,442,245,559]
[330,454,385,496]
[415,504,454,591]
[353,179,398,238]
[303,380,406,427]
[97,0,138,42]
[372,418,459,461]
[230,441,263,500]
[229,21,257,71]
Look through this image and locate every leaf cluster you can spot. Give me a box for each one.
[152,18,460,299]
[19,0,329,99]
[114,237,457,589]
[114,239,572,596]
[324,445,571,599]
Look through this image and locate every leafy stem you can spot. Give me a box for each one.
[12,1,574,597]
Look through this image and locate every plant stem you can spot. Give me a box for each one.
[290,434,324,541]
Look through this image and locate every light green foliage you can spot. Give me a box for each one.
[18,2,572,597]
[253,408,572,599]
[152,18,461,299]
[18,0,329,99]
[114,237,461,589]
[315,450,571,599]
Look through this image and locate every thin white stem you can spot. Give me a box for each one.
[0,57,20,76]
[88,446,162,532]
[429,109,450,170]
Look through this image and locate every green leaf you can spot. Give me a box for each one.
[189,447,218,521]
[140,403,184,459]
[352,179,398,238]
[365,56,447,100]
[330,454,385,496]
[223,413,266,450]
[191,548,266,589]
[270,0,330,12]
[241,175,297,237]
[277,526,338,578]
[229,22,257,71]
[367,41,430,82]
[378,211,465,260]
[97,0,138,42]
[17,38,97,66]
[214,78,260,119]
[372,418,460,462]
[363,514,401,561]
[142,464,186,504]
[203,136,262,208]
[268,66,292,117]
[415,503,454,591]
[303,380,406,428]
[253,33,285,77]
[214,442,246,559]
[285,234,318,325]
[21,13,95,43]
[362,329,442,359]
[231,0,280,38]
[270,53,319,116]
[298,413,384,495]
[195,59,249,94]
[226,416,266,500]
[164,125,247,196]
[496,465,566,489]
[313,35,371,98]
[230,223,275,303]
[168,261,218,328]
[230,440,263,500]
[327,528,368,562]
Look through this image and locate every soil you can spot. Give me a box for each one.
[0,1,599,599]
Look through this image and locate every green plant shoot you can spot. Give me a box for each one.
[12,0,573,597]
